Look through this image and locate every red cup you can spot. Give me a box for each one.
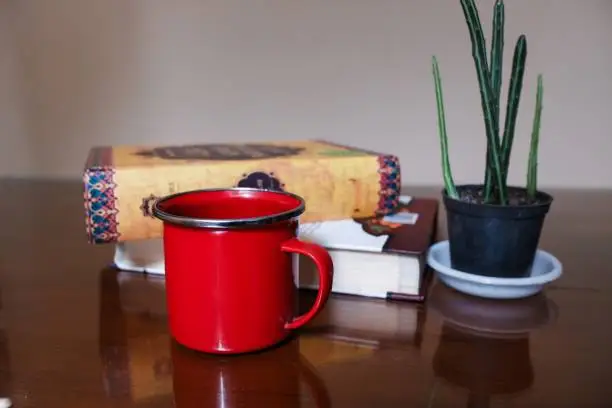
[153,188,333,354]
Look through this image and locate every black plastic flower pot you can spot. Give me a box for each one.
[442,184,553,278]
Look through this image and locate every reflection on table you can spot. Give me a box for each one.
[97,268,429,407]
[427,282,558,408]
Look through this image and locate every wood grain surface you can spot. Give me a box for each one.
[0,179,611,407]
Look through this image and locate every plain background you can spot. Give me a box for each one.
[0,0,609,189]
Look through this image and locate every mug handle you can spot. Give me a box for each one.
[280,237,333,330]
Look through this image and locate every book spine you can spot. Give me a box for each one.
[83,149,400,244]
[83,147,120,244]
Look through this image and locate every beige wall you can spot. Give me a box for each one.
[1,0,610,189]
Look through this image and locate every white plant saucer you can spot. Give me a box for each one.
[426,240,563,300]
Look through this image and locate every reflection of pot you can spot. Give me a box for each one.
[433,322,533,396]
[429,281,557,339]
[428,283,558,407]
[171,338,330,408]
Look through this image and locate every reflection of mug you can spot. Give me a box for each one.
[171,339,330,408]
[153,188,333,354]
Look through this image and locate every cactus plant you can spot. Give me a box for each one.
[432,0,544,206]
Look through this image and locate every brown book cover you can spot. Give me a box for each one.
[297,196,439,303]
[83,139,401,244]
[353,197,439,256]
[355,197,438,303]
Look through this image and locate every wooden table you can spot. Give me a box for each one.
[0,179,611,407]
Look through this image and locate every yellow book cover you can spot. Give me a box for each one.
[83,140,401,244]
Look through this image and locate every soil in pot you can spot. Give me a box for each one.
[443,184,553,278]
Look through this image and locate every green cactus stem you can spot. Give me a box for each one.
[433,0,543,206]
[432,56,458,199]
[527,74,543,199]
[490,0,505,118]
[501,35,528,184]
[483,0,505,202]
[460,0,507,204]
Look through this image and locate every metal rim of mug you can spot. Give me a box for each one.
[152,187,306,229]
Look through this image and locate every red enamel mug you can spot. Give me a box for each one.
[152,187,333,354]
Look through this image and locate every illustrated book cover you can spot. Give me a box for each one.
[83,139,400,244]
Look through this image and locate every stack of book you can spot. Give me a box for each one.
[296,195,438,302]
[84,139,438,302]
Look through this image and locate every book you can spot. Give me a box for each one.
[295,196,439,302]
[83,139,401,244]
[112,239,165,275]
